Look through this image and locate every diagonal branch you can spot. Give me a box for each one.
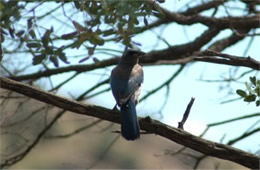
[7,28,256,82]
[136,0,226,35]
[142,27,221,63]
[227,127,260,145]
[194,50,260,70]
[9,58,118,81]
[8,27,220,81]
[178,97,195,130]
[181,0,226,15]
[8,48,259,82]
[149,0,260,29]
[208,30,250,52]
[140,65,185,102]
[0,77,259,169]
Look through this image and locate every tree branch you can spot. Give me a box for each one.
[208,30,250,52]
[227,127,260,146]
[178,97,195,130]
[9,58,118,81]
[181,0,226,16]
[194,50,260,70]
[149,0,260,29]
[136,0,225,35]
[7,26,257,82]
[8,27,221,81]
[8,48,259,82]
[0,77,259,169]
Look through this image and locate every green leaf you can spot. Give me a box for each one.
[8,27,15,38]
[16,30,25,37]
[61,31,77,40]
[133,17,139,25]
[72,21,87,32]
[33,54,46,65]
[45,46,53,55]
[89,33,104,45]
[70,32,90,48]
[42,27,53,48]
[88,47,95,55]
[58,52,70,64]
[74,1,81,9]
[236,89,247,97]
[50,55,59,67]
[256,100,260,107]
[144,16,148,26]
[103,29,114,37]
[70,39,83,49]
[29,30,36,39]
[249,76,256,86]
[244,94,256,102]
[26,42,41,48]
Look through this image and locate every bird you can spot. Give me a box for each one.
[110,49,145,140]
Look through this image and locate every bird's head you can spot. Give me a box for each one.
[124,49,145,57]
[120,49,145,64]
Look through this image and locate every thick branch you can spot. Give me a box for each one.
[8,49,259,82]
[208,30,250,52]
[194,50,260,70]
[0,77,259,169]
[9,27,220,81]
[149,1,260,29]
[181,0,226,15]
[9,58,118,81]
[137,0,252,35]
[8,27,257,81]
[136,0,226,35]
[141,27,220,64]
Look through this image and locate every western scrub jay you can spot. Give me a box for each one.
[110,49,145,140]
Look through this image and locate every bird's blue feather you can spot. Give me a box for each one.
[120,97,140,140]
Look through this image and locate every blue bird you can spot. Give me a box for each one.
[110,49,145,140]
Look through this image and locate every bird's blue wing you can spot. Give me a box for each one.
[110,64,143,105]
[128,64,143,95]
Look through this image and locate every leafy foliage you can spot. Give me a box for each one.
[236,76,260,106]
[1,1,157,67]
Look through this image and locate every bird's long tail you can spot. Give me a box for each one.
[120,98,140,140]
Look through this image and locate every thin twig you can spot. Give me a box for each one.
[0,110,65,168]
[227,127,260,145]
[178,97,195,130]
[45,119,103,139]
[140,65,185,102]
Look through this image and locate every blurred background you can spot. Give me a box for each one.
[1,0,259,169]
